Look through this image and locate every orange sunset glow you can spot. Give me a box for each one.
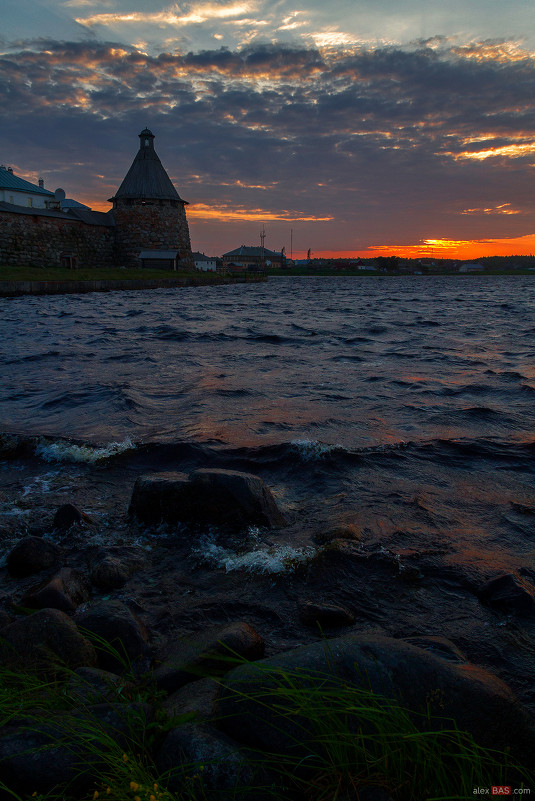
[3,0,535,259]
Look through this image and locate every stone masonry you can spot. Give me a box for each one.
[0,210,115,269]
[113,203,194,270]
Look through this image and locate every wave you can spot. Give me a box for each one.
[34,437,136,464]
[190,531,316,574]
[3,428,534,476]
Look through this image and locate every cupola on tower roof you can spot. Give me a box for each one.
[108,129,187,204]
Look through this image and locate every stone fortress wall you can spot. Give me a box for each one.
[0,129,194,271]
[0,209,116,269]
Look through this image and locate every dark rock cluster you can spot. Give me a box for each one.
[0,469,534,799]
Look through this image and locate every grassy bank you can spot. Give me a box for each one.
[0,266,224,283]
[0,656,532,801]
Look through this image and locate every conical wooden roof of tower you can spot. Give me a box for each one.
[110,128,187,202]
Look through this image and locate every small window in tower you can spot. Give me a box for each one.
[27,198,33,207]
[145,138,150,146]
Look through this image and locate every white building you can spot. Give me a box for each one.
[0,165,56,208]
[0,166,90,212]
[193,251,218,272]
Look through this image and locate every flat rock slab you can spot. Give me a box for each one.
[154,622,265,693]
[129,468,286,530]
[216,634,535,766]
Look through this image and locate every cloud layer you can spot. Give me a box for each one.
[1,35,535,256]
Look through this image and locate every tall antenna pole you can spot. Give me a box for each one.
[290,228,293,260]
[260,225,266,267]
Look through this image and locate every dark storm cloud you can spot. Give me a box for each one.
[1,37,535,252]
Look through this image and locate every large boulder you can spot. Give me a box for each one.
[0,608,97,674]
[6,536,60,578]
[154,622,265,693]
[128,468,286,530]
[155,723,257,797]
[216,634,535,767]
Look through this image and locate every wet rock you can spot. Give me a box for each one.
[6,536,60,578]
[163,677,220,721]
[155,722,257,797]
[21,567,91,614]
[312,523,361,545]
[90,556,129,590]
[478,573,535,615]
[0,608,97,674]
[53,503,92,531]
[190,468,287,529]
[403,635,468,664]
[67,666,134,705]
[129,468,286,530]
[154,622,265,693]
[75,600,150,674]
[216,634,535,766]
[298,600,355,628]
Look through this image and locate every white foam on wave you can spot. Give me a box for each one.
[35,437,135,464]
[289,439,347,461]
[192,530,316,574]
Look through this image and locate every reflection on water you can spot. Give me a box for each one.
[0,276,534,577]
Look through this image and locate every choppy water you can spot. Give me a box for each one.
[1,276,534,576]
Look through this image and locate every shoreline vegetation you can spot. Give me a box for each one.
[1,254,534,298]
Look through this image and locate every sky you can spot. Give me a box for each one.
[2,0,535,259]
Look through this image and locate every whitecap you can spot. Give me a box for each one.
[191,531,316,574]
[35,437,135,464]
[289,438,347,461]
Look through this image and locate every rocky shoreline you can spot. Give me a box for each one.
[1,468,534,798]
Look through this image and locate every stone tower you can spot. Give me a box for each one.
[109,128,194,269]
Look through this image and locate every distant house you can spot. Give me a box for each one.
[193,251,218,272]
[459,263,485,273]
[222,245,283,269]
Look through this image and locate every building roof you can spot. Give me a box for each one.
[193,251,216,261]
[60,198,91,210]
[0,166,54,196]
[222,245,281,259]
[109,129,186,203]
[68,208,115,226]
[0,201,115,226]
